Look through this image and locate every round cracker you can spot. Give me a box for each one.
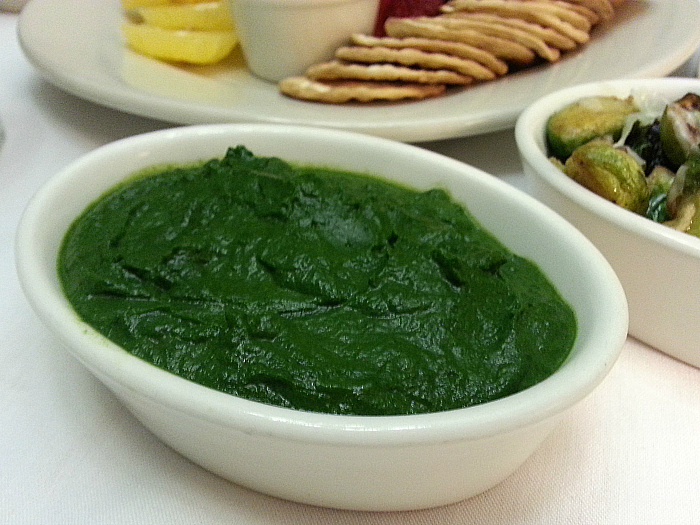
[425,15,561,62]
[549,1,599,24]
[306,60,474,85]
[335,45,497,80]
[556,0,614,20]
[442,0,591,44]
[443,12,577,50]
[350,33,509,75]
[462,0,593,31]
[385,17,536,64]
[278,77,446,103]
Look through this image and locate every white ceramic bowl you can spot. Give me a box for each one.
[16,124,627,511]
[516,77,700,370]
[226,0,379,82]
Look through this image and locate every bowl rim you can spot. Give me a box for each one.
[515,77,700,261]
[15,123,628,447]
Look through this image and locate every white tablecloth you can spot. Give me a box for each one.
[2,10,699,525]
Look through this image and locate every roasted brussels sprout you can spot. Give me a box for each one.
[546,95,639,161]
[545,90,700,240]
[563,139,649,214]
[659,93,700,168]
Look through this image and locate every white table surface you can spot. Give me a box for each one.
[2,9,700,525]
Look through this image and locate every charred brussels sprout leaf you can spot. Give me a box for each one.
[645,166,674,222]
[647,193,669,222]
[564,139,649,214]
[546,95,639,161]
[624,119,669,176]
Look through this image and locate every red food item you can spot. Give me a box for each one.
[373,0,446,36]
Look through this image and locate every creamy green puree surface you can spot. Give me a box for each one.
[59,146,576,416]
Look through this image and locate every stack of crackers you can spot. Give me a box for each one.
[279,0,623,104]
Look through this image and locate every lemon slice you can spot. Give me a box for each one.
[122,0,170,9]
[122,0,212,8]
[136,2,234,31]
[122,22,238,64]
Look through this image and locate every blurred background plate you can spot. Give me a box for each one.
[0,0,27,12]
[17,0,700,142]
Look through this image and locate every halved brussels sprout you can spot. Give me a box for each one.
[564,139,649,214]
[546,95,639,161]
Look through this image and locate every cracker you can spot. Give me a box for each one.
[350,33,509,75]
[306,60,474,85]
[443,12,577,50]
[551,1,600,25]
[335,45,497,80]
[279,0,621,104]
[278,77,446,103]
[442,0,592,44]
[517,0,593,31]
[385,17,536,64]
[557,0,614,21]
[425,15,561,62]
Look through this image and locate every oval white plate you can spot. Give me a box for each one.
[18,0,700,142]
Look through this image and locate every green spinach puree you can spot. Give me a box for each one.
[59,146,576,415]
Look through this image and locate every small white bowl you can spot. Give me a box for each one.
[226,0,379,82]
[16,124,627,511]
[516,77,700,369]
